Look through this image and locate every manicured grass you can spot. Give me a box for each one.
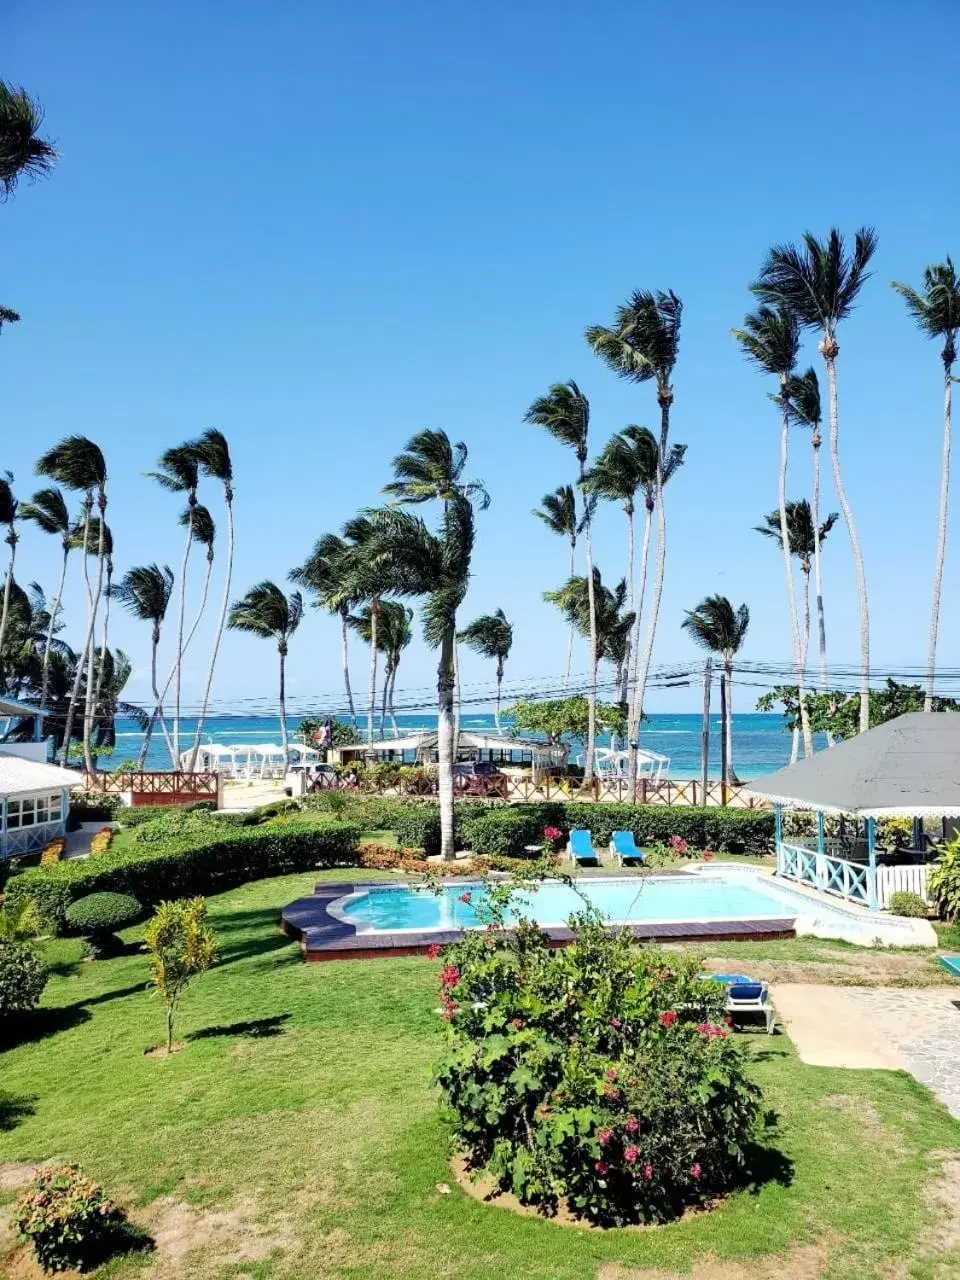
[3,871,960,1278]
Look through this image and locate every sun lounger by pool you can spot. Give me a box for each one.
[568,828,600,865]
[610,830,644,865]
[940,956,960,980]
[703,972,775,1034]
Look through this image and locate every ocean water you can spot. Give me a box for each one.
[111,711,805,779]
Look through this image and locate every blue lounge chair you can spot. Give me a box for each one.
[610,830,644,866]
[940,956,960,979]
[568,828,600,865]
[703,972,775,1035]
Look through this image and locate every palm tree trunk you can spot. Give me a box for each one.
[188,489,234,771]
[278,645,289,765]
[139,627,162,769]
[777,386,814,758]
[380,662,390,737]
[719,666,728,791]
[88,558,113,758]
[631,482,665,801]
[367,597,379,744]
[626,503,652,787]
[41,546,69,717]
[0,531,16,675]
[924,363,953,712]
[824,349,870,733]
[623,501,635,699]
[581,474,598,786]
[811,437,828,696]
[564,536,575,690]
[724,656,738,785]
[59,499,91,764]
[437,628,456,860]
[340,606,356,724]
[172,504,194,765]
[81,496,107,774]
[495,658,503,731]
[388,665,400,736]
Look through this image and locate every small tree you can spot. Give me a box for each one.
[144,898,215,1054]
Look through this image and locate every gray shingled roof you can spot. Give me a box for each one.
[746,711,960,815]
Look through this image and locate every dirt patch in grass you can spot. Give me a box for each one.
[597,1240,831,1280]
[926,1154,960,1252]
[0,1162,38,1191]
[700,949,942,989]
[818,1095,897,1150]
[138,1195,295,1275]
[144,1042,186,1059]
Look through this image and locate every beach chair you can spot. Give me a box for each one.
[940,956,960,980]
[568,828,600,866]
[703,972,776,1034]
[610,830,644,866]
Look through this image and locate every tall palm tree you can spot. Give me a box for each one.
[732,304,813,757]
[784,369,830,697]
[383,429,490,508]
[291,533,358,724]
[147,444,200,766]
[753,227,878,733]
[682,596,750,786]
[532,485,592,688]
[111,564,175,767]
[357,496,476,860]
[338,514,388,745]
[228,583,303,764]
[349,600,413,736]
[756,500,838,760]
[186,429,234,771]
[0,82,58,198]
[524,381,598,781]
[891,258,960,711]
[458,608,513,730]
[0,472,18,680]
[586,289,682,798]
[0,306,19,333]
[544,570,635,701]
[19,486,71,714]
[36,435,107,766]
[86,518,114,762]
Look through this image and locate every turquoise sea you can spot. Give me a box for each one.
[112,712,808,779]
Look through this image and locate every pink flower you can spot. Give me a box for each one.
[668,835,688,854]
[625,1117,639,1134]
[643,1163,653,1180]
[595,1160,608,1175]
[658,1010,678,1029]
[703,850,714,862]
[440,964,460,988]
[605,1068,618,1081]
[426,943,441,960]
[459,891,473,904]
[624,1145,638,1164]
[603,1085,621,1101]
[543,826,562,840]
[441,1006,459,1021]
[690,1163,702,1180]
[510,1017,524,1029]
[597,1127,613,1147]
[609,1017,622,1029]
[696,1022,728,1040]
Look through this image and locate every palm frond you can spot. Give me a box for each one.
[36,435,106,491]
[19,486,70,538]
[191,428,233,486]
[147,443,199,494]
[752,227,878,333]
[682,594,750,658]
[586,289,682,386]
[532,485,578,539]
[111,564,175,624]
[892,257,960,364]
[783,368,822,430]
[0,304,20,329]
[524,381,590,464]
[182,502,215,550]
[0,81,58,198]
[458,608,513,662]
[228,581,303,646]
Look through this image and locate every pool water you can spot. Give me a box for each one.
[338,873,810,933]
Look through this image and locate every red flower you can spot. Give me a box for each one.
[624,1145,638,1164]
[724,1014,735,1027]
[595,1160,608,1175]
[543,826,562,840]
[625,1117,639,1134]
[426,943,441,960]
[441,1005,459,1021]
[605,1068,618,1081]
[510,1017,524,1029]
[658,1010,678,1029]
[609,1017,622,1029]
[703,850,714,862]
[643,1163,653,1180]
[440,964,460,988]
[696,1022,728,1040]
[458,891,473,904]
[597,1127,613,1147]
[603,1084,621,1101]
[690,1162,702,1180]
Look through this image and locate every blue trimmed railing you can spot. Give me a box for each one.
[776,840,873,908]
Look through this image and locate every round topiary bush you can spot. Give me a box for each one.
[0,941,48,1016]
[433,906,762,1225]
[888,890,928,918]
[65,892,142,957]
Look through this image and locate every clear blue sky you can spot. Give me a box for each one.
[4,0,958,717]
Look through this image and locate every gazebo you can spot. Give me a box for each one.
[0,750,78,859]
[747,711,960,911]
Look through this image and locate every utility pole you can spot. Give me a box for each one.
[700,657,712,806]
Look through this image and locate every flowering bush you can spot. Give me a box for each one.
[89,827,114,855]
[433,909,761,1225]
[14,1163,124,1272]
[40,839,65,866]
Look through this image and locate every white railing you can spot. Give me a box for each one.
[777,840,873,908]
[1,819,64,859]
[876,864,929,908]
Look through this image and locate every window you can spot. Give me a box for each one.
[5,792,63,831]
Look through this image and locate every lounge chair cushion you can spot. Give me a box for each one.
[611,831,642,859]
[704,973,752,987]
[726,983,765,1002]
[569,829,595,858]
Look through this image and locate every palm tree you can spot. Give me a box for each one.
[19,486,71,714]
[891,258,960,711]
[186,429,234,771]
[532,485,593,688]
[383,429,490,508]
[85,518,114,763]
[784,368,830,698]
[36,435,107,766]
[0,472,18,680]
[544,570,635,703]
[753,227,878,733]
[586,289,682,797]
[0,306,19,332]
[147,444,200,766]
[338,515,388,745]
[682,595,750,786]
[111,564,175,767]
[756,500,838,760]
[0,82,58,198]
[524,381,598,781]
[349,600,413,736]
[458,609,513,730]
[732,304,813,757]
[291,533,358,724]
[228,583,303,764]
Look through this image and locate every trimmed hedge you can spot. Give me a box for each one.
[7,818,362,931]
[459,809,551,858]
[392,807,442,856]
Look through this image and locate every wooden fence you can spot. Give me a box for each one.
[83,771,220,807]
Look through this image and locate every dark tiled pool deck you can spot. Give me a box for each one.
[281,881,795,961]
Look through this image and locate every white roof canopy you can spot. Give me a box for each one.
[0,750,78,798]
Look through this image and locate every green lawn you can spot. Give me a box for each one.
[3,870,960,1279]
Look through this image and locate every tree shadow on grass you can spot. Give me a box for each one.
[208,907,286,933]
[0,1090,37,1131]
[0,1004,91,1053]
[742,1141,795,1194]
[214,932,292,967]
[189,1013,291,1041]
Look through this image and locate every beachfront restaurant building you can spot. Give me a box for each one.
[330,729,567,775]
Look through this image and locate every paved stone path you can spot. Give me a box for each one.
[772,983,960,1117]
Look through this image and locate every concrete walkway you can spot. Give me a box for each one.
[772,983,960,1116]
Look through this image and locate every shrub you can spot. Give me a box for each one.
[40,838,65,866]
[6,818,362,931]
[461,810,554,858]
[65,892,142,956]
[392,807,442,857]
[358,842,427,870]
[928,837,960,921]
[0,941,48,1015]
[68,791,122,828]
[887,890,928,918]
[90,826,114,855]
[145,897,216,1053]
[434,912,761,1225]
[14,1163,125,1273]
